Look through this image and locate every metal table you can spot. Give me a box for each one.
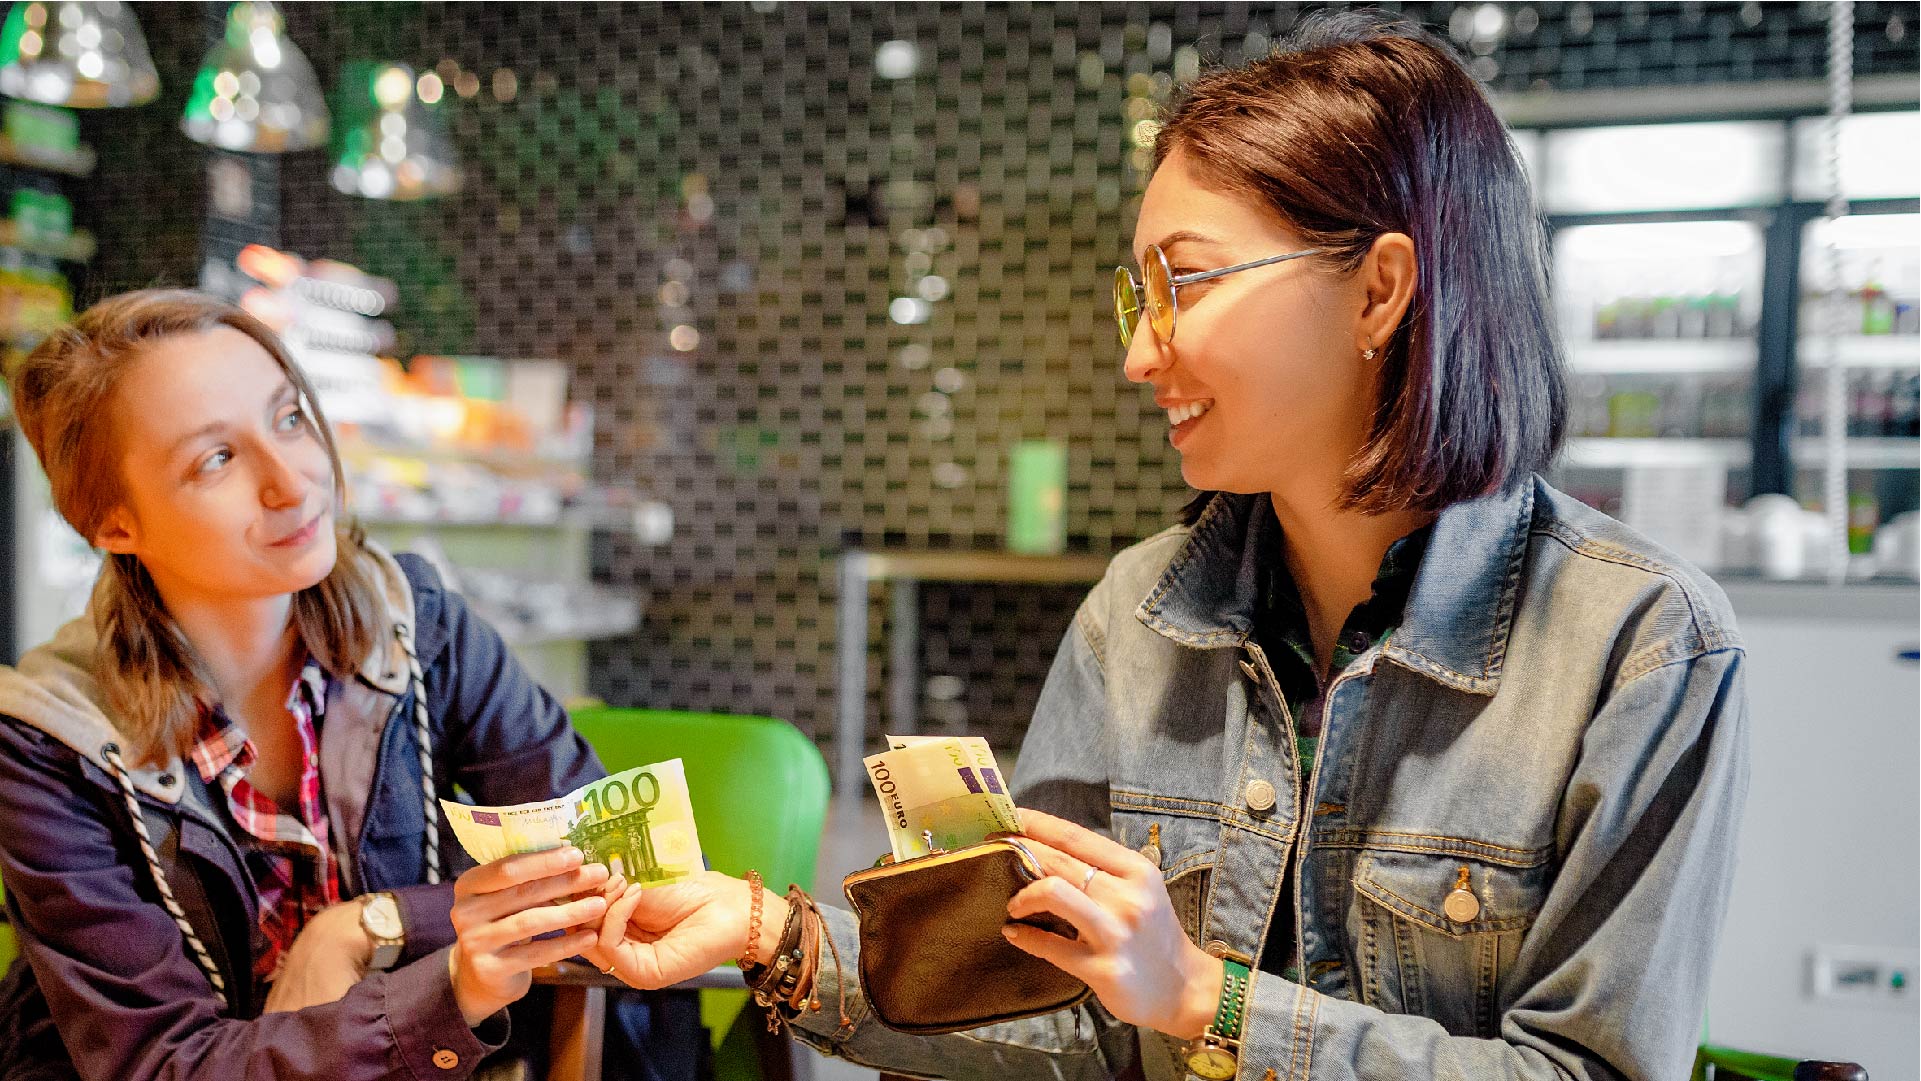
[537,962,812,1081]
[833,548,1111,802]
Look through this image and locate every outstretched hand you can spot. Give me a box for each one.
[582,870,789,990]
[448,846,610,1025]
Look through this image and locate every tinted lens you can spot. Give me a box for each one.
[1113,266,1141,347]
[1144,245,1177,343]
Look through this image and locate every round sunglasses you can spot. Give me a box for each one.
[1114,244,1324,347]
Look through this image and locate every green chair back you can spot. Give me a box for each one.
[566,707,829,893]
[565,707,829,1081]
[0,870,12,972]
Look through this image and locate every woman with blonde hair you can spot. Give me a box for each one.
[0,289,625,1080]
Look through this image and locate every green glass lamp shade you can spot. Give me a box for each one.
[181,1,327,152]
[329,61,460,200]
[0,0,158,108]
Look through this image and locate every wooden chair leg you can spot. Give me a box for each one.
[547,984,607,1081]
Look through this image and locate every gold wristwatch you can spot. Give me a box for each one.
[1184,958,1249,1080]
[359,892,405,971]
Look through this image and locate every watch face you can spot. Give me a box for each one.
[363,896,403,939]
[1184,1047,1237,1080]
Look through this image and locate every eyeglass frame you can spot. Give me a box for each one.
[1114,244,1326,347]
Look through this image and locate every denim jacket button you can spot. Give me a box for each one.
[1244,779,1276,813]
[1444,887,1482,923]
[1205,939,1230,958]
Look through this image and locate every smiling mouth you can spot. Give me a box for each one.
[270,511,325,547]
[1165,399,1214,426]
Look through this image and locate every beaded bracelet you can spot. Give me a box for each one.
[737,869,764,970]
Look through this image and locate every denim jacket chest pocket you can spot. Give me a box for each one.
[1345,846,1553,1038]
[1108,801,1222,940]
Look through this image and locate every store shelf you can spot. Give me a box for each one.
[1567,338,1755,375]
[1795,437,1920,469]
[358,508,637,531]
[361,445,590,474]
[1796,334,1921,370]
[495,615,643,648]
[1562,437,1751,468]
[1564,436,1919,469]
[0,136,94,177]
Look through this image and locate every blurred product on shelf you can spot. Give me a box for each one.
[1796,370,1921,438]
[332,352,599,526]
[8,188,67,243]
[1620,464,1727,571]
[451,564,641,647]
[1592,290,1747,340]
[1873,510,1921,579]
[235,242,397,353]
[0,265,67,371]
[1719,494,1919,582]
[1803,258,1921,339]
[1569,472,1917,583]
[228,242,650,531]
[1571,375,1754,440]
[0,100,94,175]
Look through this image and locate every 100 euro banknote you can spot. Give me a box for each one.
[865,735,1020,861]
[441,759,703,887]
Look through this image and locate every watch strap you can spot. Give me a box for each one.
[1209,958,1251,1042]
[361,892,404,971]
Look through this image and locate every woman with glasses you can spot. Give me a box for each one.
[493,13,1748,1081]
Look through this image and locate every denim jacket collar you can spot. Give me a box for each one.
[1135,480,1536,696]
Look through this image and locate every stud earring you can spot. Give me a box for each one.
[1363,346,1378,361]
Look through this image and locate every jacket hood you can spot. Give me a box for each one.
[0,539,417,806]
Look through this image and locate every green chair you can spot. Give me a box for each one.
[1694,1007,1867,1081]
[1692,1046,1868,1081]
[567,706,831,1081]
[0,869,13,972]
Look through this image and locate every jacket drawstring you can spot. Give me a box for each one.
[393,620,441,885]
[98,742,229,1011]
[96,617,441,1009]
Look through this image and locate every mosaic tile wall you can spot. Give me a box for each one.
[77,2,1920,760]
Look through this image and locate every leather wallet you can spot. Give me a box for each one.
[842,836,1093,1035]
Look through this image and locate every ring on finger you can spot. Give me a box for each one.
[1079,865,1098,892]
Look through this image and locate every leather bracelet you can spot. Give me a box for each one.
[753,885,845,1033]
[738,869,764,970]
[788,896,821,1011]
[750,888,807,1002]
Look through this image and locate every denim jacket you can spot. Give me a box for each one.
[792,476,1749,1081]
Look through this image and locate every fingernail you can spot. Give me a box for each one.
[557,846,583,866]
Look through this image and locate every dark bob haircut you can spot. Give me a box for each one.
[1158,11,1565,517]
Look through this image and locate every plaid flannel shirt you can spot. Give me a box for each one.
[187,657,340,990]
